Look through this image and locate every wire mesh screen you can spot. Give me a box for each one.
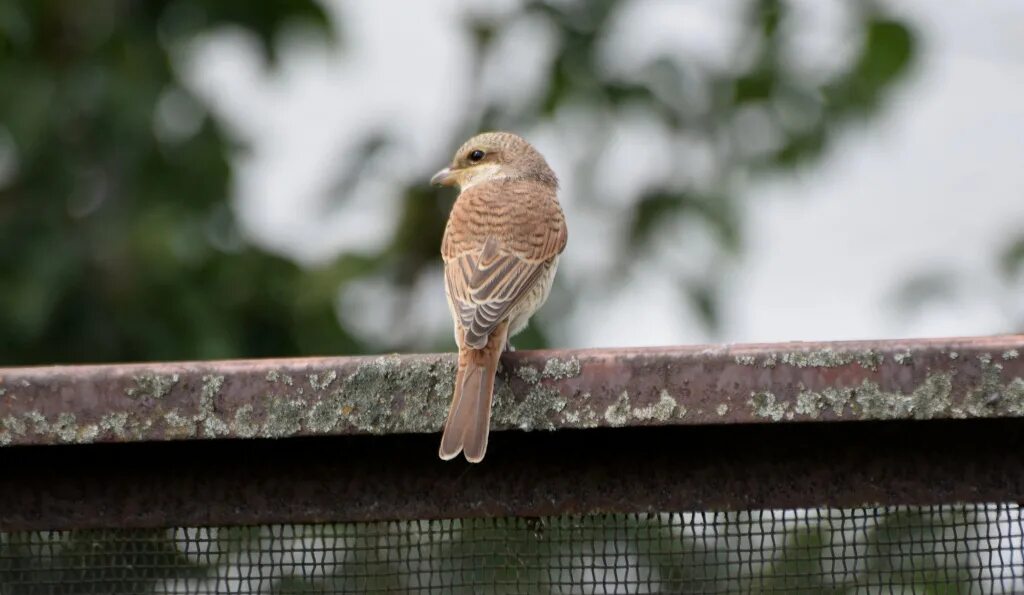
[1,504,1022,594]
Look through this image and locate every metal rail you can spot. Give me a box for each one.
[1,336,1022,446]
[1,335,1022,530]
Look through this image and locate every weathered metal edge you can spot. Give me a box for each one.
[0,335,1022,446]
[1,419,1022,530]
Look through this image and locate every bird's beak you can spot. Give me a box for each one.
[431,167,456,187]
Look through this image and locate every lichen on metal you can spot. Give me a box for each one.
[541,357,581,380]
[492,366,568,431]
[893,350,913,365]
[603,392,632,427]
[307,370,337,391]
[733,347,887,371]
[632,391,679,421]
[748,392,788,422]
[514,365,540,384]
[748,367,1024,423]
[734,355,756,366]
[959,356,1024,418]
[0,336,1022,447]
[125,373,179,400]
[198,375,229,437]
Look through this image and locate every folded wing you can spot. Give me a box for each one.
[446,236,550,349]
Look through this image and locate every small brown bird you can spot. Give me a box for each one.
[431,132,567,463]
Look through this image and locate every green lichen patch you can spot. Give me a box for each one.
[794,391,823,419]
[200,412,229,438]
[749,368,1024,423]
[559,392,600,428]
[334,356,451,434]
[515,365,540,385]
[893,350,913,365]
[632,391,678,422]
[99,412,131,439]
[734,355,756,366]
[201,375,224,402]
[716,403,730,416]
[603,392,632,427]
[23,411,47,434]
[748,392,788,421]
[857,350,886,370]
[1007,379,1024,415]
[265,370,294,386]
[53,412,78,443]
[306,398,344,434]
[957,357,1024,418]
[261,398,306,438]
[791,385,861,419]
[164,409,196,439]
[232,405,259,438]
[308,370,337,392]
[778,348,885,371]
[853,373,953,419]
[1003,349,1020,361]
[541,357,581,380]
[79,424,100,442]
[0,415,27,446]
[125,374,179,400]
[493,379,567,431]
[738,348,883,371]
[197,375,228,438]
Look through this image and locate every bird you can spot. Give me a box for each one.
[431,131,567,463]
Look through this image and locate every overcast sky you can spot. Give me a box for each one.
[183,0,1024,348]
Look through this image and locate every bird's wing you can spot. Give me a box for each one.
[443,182,566,349]
[446,237,551,348]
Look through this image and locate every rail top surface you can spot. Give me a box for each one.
[1,335,1022,447]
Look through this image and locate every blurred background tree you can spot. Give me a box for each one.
[0,0,355,364]
[0,0,919,365]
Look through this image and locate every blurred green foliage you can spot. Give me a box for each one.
[0,0,916,365]
[0,0,361,364]
[0,510,988,592]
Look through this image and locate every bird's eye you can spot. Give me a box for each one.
[468,150,485,162]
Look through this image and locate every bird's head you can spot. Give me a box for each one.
[430,131,557,190]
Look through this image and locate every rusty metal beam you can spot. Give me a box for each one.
[1,335,1022,447]
[1,418,1022,530]
[1,335,1024,531]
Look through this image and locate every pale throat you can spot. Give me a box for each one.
[457,163,509,190]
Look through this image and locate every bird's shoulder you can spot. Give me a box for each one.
[442,178,565,260]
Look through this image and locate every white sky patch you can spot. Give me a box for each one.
[779,0,859,83]
[565,261,705,348]
[723,2,1024,342]
[599,0,746,75]
[181,0,1024,346]
[180,0,476,265]
[478,11,560,116]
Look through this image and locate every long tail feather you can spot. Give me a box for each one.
[438,363,468,460]
[438,321,508,462]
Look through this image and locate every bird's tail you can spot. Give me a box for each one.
[439,320,509,463]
